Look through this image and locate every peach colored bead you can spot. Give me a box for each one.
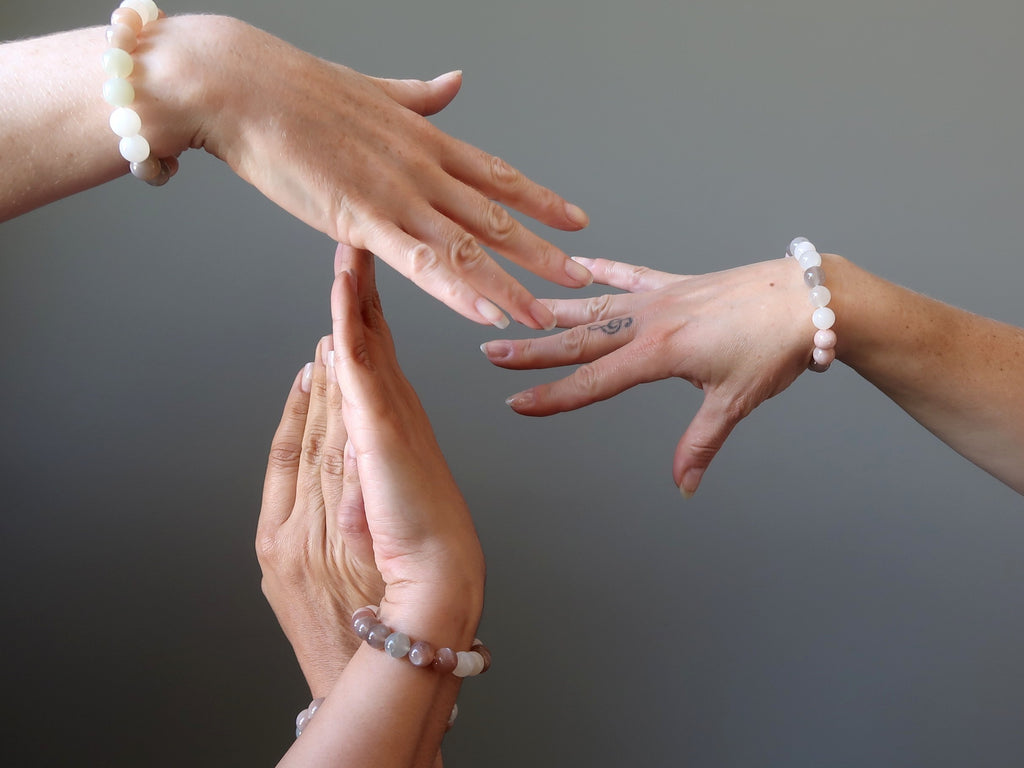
[106,24,138,52]
[432,647,458,674]
[111,7,144,34]
[814,329,837,350]
[812,347,836,366]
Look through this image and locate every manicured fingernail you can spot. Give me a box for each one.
[565,257,593,287]
[572,256,596,269]
[433,69,462,81]
[505,390,534,410]
[529,301,557,331]
[475,298,509,329]
[300,362,314,393]
[480,341,512,361]
[565,202,589,228]
[326,349,337,382]
[679,468,704,499]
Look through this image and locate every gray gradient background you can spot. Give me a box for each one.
[2,0,1024,765]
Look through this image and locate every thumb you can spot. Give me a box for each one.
[373,70,463,116]
[673,391,744,499]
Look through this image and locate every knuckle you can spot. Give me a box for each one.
[571,362,602,397]
[561,325,590,357]
[449,232,486,271]
[408,242,441,278]
[267,439,302,470]
[321,444,346,479]
[488,155,522,187]
[482,202,517,243]
[586,294,615,319]
[302,428,327,466]
[626,265,651,290]
[255,531,280,568]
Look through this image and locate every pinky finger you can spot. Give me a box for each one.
[336,439,374,565]
[572,257,686,293]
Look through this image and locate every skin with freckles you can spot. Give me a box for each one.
[483,254,1024,497]
[0,14,591,329]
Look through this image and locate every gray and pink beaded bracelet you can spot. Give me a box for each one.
[786,236,838,373]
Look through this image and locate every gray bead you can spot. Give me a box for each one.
[803,265,825,288]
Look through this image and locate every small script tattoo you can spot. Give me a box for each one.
[587,317,634,335]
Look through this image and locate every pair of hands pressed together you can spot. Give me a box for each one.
[258,245,483,715]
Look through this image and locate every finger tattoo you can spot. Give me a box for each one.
[587,317,634,335]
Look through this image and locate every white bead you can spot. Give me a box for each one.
[102,77,135,106]
[791,239,815,260]
[102,47,134,78]
[811,306,836,330]
[121,0,159,25]
[109,107,142,137]
[452,650,485,678]
[797,249,822,269]
[119,134,151,163]
[808,285,832,308]
[788,237,810,257]
[447,703,459,727]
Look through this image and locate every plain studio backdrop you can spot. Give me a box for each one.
[2,0,1023,765]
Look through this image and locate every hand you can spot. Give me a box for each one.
[480,257,816,497]
[154,16,591,330]
[257,336,384,698]
[329,244,485,630]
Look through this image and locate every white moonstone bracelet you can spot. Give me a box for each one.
[787,237,837,373]
[101,1,179,186]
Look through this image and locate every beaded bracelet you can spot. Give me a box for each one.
[786,237,837,373]
[295,696,458,738]
[101,0,179,186]
[351,606,492,678]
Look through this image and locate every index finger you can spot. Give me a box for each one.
[259,365,313,533]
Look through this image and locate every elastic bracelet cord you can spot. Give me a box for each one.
[786,237,837,373]
[101,1,180,186]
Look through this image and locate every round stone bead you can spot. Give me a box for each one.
[366,623,391,650]
[811,306,836,330]
[432,647,458,674]
[408,641,436,668]
[109,107,142,137]
[808,285,832,308]
[308,698,324,718]
[803,265,825,289]
[130,157,162,181]
[145,157,178,187]
[797,249,822,270]
[295,708,311,732]
[385,632,412,659]
[791,239,815,260]
[102,47,134,78]
[352,614,376,640]
[471,643,492,673]
[102,78,135,107]
[351,606,377,623]
[121,0,160,25]
[119,134,150,163]
[447,703,459,728]
[111,7,144,34]
[812,347,836,366]
[788,236,810,257]
[106,24,138,52]
[453,651,485,678]
[813,329,837,350]
[808,359,831,373]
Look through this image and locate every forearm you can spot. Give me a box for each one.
[828,253,1024,492]
[278,598,480,768]
[0,16,226,221]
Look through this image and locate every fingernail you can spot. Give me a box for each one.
[326,350,337,382]
[565,257,593,287]
[565,202,589,228]
[480,341,512,361]
[433,69,462,81]
[505,390,534,410]
[529,300,557,331]
[301,362,314,393]
[475,297,509,329]
[679,468,704,499]
[572,256,596,269]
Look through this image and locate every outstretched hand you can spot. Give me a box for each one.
[481,257,816,496]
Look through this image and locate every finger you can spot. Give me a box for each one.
[440,141,589,232]
[331,268,382,417]
[672,391,744,499]
[336,439,374,566]
[429,182,594,290]
[537,292,639,328]
[334,244,395,352]
[321,340,355,541]
[371,70,463,117]
[296,336,332,515]
[348,221,518,330]
[569,257,684,293]
[259,365,312,533]
[480,316,637,370]
[503,341,665,416]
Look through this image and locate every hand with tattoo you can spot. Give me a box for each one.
[479,256,815,497]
